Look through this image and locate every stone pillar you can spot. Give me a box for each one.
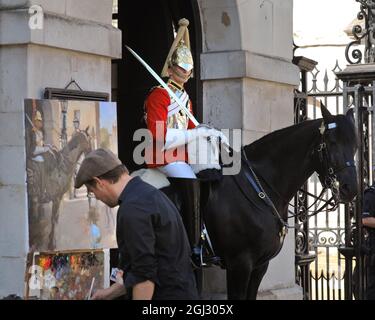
[0,0,121,297]
[198,0,302,299]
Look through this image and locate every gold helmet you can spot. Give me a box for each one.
[34,110,43,122]
[161,18,194,78]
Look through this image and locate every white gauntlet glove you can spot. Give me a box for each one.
[163,125,229,151]
[33,145,51,155]
[197,125,230,147]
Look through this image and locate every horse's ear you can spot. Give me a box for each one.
[85,126,90,134]
[346,108,355,124]
[320,100,332,120]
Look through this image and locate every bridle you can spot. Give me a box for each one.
[285,120,356,220]
[313,120,356,204]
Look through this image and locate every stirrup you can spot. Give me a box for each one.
[191,245,221,269]
[191,226,222,268]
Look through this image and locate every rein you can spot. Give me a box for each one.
[287,188,338,219]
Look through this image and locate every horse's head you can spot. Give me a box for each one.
[68,126,92,156]
[315,103,358,202]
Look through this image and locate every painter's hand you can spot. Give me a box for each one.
[90,288,113,300]
[90,283,126,300]
[115,270,124,284]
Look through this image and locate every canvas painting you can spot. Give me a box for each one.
[24,99,118,251]
[25,250,106,300]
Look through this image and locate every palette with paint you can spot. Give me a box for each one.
[25,250,105,300]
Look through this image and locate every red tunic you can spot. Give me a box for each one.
[144,85,196,168]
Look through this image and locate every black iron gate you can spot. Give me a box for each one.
[293,0,375,300]
[294,58,350,300]
[293,60,374,300]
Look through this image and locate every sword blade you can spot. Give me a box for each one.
[25,113,37,130]
[125,45,199,126]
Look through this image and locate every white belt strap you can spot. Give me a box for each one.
[168,91,189,117]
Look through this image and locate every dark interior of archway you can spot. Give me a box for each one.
[116,0,202,171]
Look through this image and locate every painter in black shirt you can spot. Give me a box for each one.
[74,148,198,300]
[117,176,198,300]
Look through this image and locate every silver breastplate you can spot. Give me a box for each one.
[167,89,190,129]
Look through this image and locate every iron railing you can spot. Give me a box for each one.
[345,0,375,64]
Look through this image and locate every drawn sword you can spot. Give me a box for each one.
[25,113,37,130]
[125,45,199,126]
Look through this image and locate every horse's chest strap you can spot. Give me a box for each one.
[243,167,287,229]
[243,169,266,200]
[240,152,268,202]
[241,149,289,231]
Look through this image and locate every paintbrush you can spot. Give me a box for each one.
[87,277,95,300]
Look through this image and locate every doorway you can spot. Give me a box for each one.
[113,0,202,170]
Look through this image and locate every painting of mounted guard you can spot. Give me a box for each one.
[24,99,118,251]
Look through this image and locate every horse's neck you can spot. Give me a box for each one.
[248,120,321,209]
[62,144,84,172]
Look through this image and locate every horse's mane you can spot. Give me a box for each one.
[244,114,356,159]
[244,119,319,156]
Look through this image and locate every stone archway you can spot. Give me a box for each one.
[115,0,203,170]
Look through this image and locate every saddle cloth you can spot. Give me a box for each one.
[132,135,222,188]
[130,168,171,189]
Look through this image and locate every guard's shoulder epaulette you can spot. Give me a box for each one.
[150,85,163,92]
[145,85,164,99]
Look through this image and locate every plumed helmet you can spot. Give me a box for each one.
[34,110,43,122]
[170,41,194,72]
[161,18,194,77]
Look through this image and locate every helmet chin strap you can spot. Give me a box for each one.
[170,65,192,83]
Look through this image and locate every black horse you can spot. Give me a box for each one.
[191,104,357,300]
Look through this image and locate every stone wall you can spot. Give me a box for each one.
[0,0,121,297]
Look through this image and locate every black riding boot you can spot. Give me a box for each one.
[169,178,201,250]
[169,178,203,296]
[168,178,221,270]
